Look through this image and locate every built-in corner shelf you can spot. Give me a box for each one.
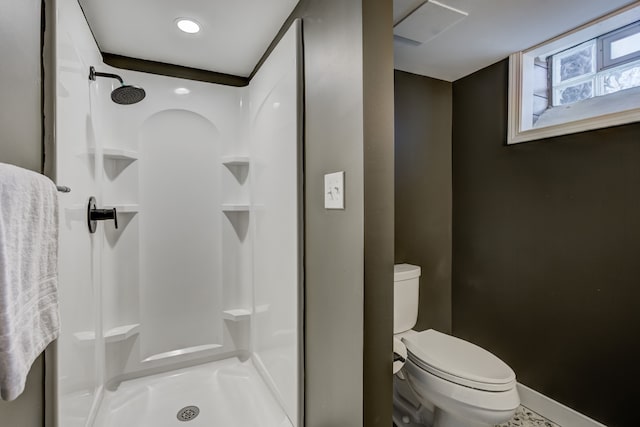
[105,323,140,343]
[222,155,250,184]
[103,148,138,161]
[222,155,250,167]
[105,203,139,214]
[89,147,139,161]
[222,204,250,212]
[73,323,140,344]
[73,330,95,343]
[223,308,251,321]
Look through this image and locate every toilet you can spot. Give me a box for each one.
[393,264,520,427]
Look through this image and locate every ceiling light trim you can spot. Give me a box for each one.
[175,18,201,34]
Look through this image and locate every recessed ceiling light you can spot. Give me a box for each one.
[176,18,200,34]
[174,87,190,95]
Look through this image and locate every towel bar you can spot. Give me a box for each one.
[56,186,71,193]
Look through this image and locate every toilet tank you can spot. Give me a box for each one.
[394,264,421,334]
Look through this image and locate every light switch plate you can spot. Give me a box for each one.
[324,171,344,209]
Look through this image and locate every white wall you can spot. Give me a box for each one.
[138,109,222,360]
[100,70,245,380]
[55,1,301,426]
[250,21,301,427]
[55,0,106,424]
[54,0,245,425]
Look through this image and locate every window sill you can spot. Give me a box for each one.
[532,85,640,136]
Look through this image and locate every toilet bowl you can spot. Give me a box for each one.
[401,329,519,427]
[393,264,519,427]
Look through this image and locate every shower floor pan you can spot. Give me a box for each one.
[93,357,292,427]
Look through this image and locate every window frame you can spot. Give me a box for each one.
[600,20,640,69]
[508,4,640,145]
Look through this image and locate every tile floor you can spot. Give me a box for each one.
[497,405,560,427]
[393,404,559,427]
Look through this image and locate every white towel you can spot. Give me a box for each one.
[0,162,60,401]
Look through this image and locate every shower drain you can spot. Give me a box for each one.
[176,406,200,422]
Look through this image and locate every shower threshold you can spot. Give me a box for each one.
[93,357,293,427]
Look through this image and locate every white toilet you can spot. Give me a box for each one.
[393,264,520,427]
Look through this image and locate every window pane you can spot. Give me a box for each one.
[555,80,594,105]
[600,62,640,94]
[610,31,640,59]
[557,44,595,82]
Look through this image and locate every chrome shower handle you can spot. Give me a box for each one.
[87,196,118,233]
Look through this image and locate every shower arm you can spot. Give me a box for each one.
[89,66,124,85]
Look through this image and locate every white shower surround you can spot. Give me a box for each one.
[54,0,301,425]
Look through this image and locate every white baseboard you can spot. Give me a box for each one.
[517,383,607,427]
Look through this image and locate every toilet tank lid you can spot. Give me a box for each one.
[394,264,421,281]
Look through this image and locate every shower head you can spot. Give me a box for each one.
[89,66,146,105]
[111,85,146,105]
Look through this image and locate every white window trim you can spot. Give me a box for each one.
[508,3,640,145]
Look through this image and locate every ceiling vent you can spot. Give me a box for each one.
[394,0,468,44]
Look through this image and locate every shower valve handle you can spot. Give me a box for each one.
[87,197,118,233]
[91,208,118,228]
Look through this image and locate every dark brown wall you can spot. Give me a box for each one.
[363,1,394,426]
[394,70,452,333]
[452,59,640,427]
[298,0,366,423]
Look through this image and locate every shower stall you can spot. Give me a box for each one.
[53,0,302,425]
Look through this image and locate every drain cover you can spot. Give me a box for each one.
[177,406,200,422]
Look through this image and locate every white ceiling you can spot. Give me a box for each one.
[79,0,637,82]
[394,0,638,82]
[78,0,299,77]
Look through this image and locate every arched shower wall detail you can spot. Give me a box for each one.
[99,76,251,385]
[138,109,224,363]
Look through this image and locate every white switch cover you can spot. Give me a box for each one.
[324,171,344,209]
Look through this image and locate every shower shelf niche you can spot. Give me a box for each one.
[89,147,139,162]
[103,148,138,161]
[221,151,251,329]
[222,303,270,321]
[102,147,139,208]
[105,203,139,214]
[104,324,140,343]
[222,155,250,184]
[222,155,250,167]
[222,204,250,212]
[223,308,251,321]
[73,323,140,344]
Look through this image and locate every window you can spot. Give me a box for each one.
[508,4,640,144]
[550,21,640,107]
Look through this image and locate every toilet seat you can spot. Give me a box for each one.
[402,329,516,392]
